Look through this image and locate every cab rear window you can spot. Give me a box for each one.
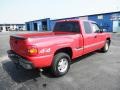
[54,21,80,33]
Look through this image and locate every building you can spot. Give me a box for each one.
[26,11,120,32]
[0,24,25,32]
[88,12,120,32]
[25,18,51,32]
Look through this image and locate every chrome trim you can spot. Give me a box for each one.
[75,41,105,50]
[84,41,105,49]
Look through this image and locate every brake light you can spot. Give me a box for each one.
[27,46,38,56]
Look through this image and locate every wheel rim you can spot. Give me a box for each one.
[58,58,68,73]
[105,42,109,50]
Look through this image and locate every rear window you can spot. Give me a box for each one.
[53,21,80,33]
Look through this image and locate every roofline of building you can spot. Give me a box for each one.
[0,24,25,25]
[52,11,120,21]
[84,11,120,16]
[25,18,50,23]
[25,11,120,23]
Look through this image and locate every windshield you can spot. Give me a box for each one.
[53,21,80,33]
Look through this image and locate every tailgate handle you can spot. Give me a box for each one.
[94,35,97,38]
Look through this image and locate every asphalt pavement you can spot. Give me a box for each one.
[0,31,120,90]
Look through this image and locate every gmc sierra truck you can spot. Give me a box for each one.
[7,19,111,76]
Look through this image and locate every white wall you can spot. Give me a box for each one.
[0,24,25,31]
[113,21,120,32]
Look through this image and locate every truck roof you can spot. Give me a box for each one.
[56,19,95,23]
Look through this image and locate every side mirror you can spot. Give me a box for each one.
[99,29,106,33]
[99,29,103,33]
[103,29,107,32]
[94,29,102,33]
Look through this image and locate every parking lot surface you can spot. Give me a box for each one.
[0,31,120,90]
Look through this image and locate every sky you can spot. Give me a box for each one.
[0,0,120,24]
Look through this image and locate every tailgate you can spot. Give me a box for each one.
[10,35,28,57]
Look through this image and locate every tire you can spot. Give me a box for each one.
[51,53,71,77]
[101,40,110,52]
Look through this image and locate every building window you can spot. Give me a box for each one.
[0,27,3,30]
[98,15,103,19]
[84,21,92,34]
[111,14,120,20]
[27,23,30,31]
[6,27,10,31]
[119,21,120,27]
[19,27,21,29]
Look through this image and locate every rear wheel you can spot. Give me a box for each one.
[101,40,110,52]
[51,53,71,77]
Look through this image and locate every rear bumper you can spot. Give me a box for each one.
[7,50,34,69]
[7,50,53,69]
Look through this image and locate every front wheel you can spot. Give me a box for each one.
[101,40,110,52]
[51,53,71,77]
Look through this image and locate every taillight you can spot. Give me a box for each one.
[27,46,38,56]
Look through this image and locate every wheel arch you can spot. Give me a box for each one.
[106,37,111,45]
[54,47,73,59]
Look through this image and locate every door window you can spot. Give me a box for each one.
[92,23,101,33]
[83,22,92,34]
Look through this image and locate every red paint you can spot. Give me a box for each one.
[9,19,111,68]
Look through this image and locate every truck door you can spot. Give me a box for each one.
[82,21,98,54]
[91,23,106,49]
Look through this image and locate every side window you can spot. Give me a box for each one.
[92,23,101,33]
[84,22,92,34]
[119,21,120,26]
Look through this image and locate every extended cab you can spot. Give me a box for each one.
[7,19,111,76]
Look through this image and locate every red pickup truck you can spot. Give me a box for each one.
[8,19,111,76]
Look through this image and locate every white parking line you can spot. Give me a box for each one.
[111,45,120,48]
[0,55,9,62]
